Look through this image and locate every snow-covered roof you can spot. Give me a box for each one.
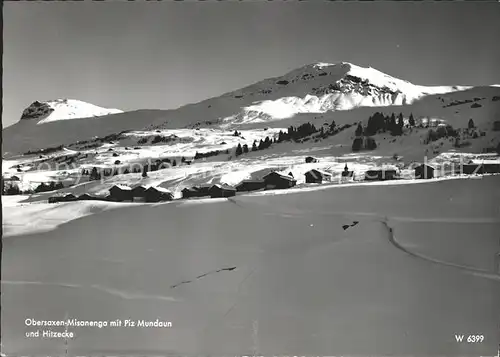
[147,186,172,194]
[110,184,132,191]
[366,167,398,172]
[131,184,149,190]
[415,163,436,169]
[262,171,296,181]
[305,169,332,176]
[470,160,500,165]
[209,184,236,190]
[237,179,265,184]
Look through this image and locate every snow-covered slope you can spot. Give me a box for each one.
[3,176,499,355]
[5,62,493,156]
[220,62,473,126]
[20,99,123,124]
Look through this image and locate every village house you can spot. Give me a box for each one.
[108,184,133,202]
[181,187,198,199]
[305,156,319,163]
[262,171,297,189]
[464,161,500,174]
[365,169,398,181]
[414,163,436,179]
[304,169,332,184]
[131,185,148,202]
[461,164,484,175]
[235,179,266,192]
[181,185,212,199]
[194,185,212,197]
[208,184,237,198]
[483,163,500,173]
[144,186,174,202]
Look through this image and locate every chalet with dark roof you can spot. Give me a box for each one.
[131,185,148,201]
[108,184,133,202]
[305,156,318,163]
[304,169,332,184]
[461,164,484,175]
[144,186,173,202]
[181,185,212,199]
[262,171,297,189]
[415,163,435,179]
[235,179,266,192]
[181,187,198,199]
[208,184,236,198]
[365,168,397,181]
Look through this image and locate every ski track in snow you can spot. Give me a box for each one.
[227,197,500,280]
[381,218,500,281]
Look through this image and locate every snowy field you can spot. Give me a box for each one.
[2,60,500,356]
[2,175,499,356]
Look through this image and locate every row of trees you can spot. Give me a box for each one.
[137,134,186,145]
[234,120,342,158]
[277,122,321,143]
[357,112,414,137]
[194,150,229,160]
[34,181,65,193]
[235,136,274,157]
[1,181,64,195]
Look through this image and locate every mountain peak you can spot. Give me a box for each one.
[20,99,123,124]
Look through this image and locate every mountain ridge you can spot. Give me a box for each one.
[3,62,499,156]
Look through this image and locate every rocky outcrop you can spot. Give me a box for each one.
[20,101,55,120]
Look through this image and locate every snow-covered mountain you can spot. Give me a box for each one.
[4,61,496,156]
[213,62,473,126]
[20,99,123,124]
[3,61,500,194]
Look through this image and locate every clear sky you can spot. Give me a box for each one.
[3,1,500,127]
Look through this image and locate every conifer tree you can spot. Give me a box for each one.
[235,143,243,156]
[468,118,475,129]
[90,167,99,181]
[355,123,363,136]
[409,113,415,127]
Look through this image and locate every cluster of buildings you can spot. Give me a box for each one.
[48,184,174,203]
[181,171,298,199]
[45,156,500,204]
[107,185,174,202]
[461,162,500,175]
